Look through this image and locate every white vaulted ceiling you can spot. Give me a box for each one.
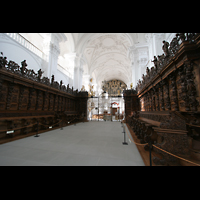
[60,33,148,87]
[76,33,134,86]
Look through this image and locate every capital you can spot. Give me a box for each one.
[127,45,136,61]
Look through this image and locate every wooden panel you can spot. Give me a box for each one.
[0,81,8,110]
[127,33,200,166]
[0,54,88,144]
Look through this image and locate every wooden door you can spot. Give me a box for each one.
[112,108,117,115]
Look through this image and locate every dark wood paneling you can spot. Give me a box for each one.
[0,55,88,144]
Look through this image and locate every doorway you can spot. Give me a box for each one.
[87,96,125,121]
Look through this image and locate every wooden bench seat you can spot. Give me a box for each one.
[139,117,161,127]
[0,115,54,121]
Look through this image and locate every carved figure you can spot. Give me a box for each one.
[150,67,156,77]
[0,52,8,69]
[53,81,59,89]
[146,67,150,76]
[41,77,50,85]
[158,54,165,68]
[162,40,170,57]
[178,33,186,42]
[169,34,179,55]
[142,74,145,85]
[20,60,27,75]
[51,75,54,84]
[151,56,158,71]
[30,69,36,79]
[81,85,85,91]
[8,61,19,71]
[186,33,196,43]
[37,69,44,81]
[60,80,63,89]
[0,52,86,102]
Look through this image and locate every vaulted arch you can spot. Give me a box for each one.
[78,33,134,89]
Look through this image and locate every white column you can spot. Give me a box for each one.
[128,45,137,88]
[64,52,76,80]
[73,54,85,91]
[82,74,90,91]
[128,45,149,87]
[42,33,67,81]
[49,34,62,80]
[145,33,154,62]
[73,66,79,90]
[48,42,60,79]
[152,33,165,56]
[42,33,51,77]
[73,55,80,90]
[79,57,85,90]
[138,47,148,75]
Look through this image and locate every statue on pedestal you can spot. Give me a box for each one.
[37,69,44,82]
[162,40,170,57]
[151,56,158,71]
[51,75,54,85]
[20,60,27,75]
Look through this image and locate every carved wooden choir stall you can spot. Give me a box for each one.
[124,33,200,166]
[0,54,88,143]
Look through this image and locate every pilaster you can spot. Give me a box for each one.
[73,54,86,91]
[42,33,67,80]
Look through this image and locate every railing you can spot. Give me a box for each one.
[123,121,200,166]
[57,64,73,79]
[0,116,82,142]
[136,33,199,92]
[5,33,74,82]
[5,33,44,58]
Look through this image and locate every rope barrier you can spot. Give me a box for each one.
[152,144,200,166]
[0,119,64,133]
[64,116,83,124]
[39,119,63,127]
[0,122,37,133]
[0,116,82,134]
[123,123,148,146]
[186,123,200,128]
[65,117,77,124]
[123,122,200,166]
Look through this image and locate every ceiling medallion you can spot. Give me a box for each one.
[102,37,115,47]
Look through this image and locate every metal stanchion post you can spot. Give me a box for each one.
[61,120,63,130]
[34,121,40,137]
[122,124,125,133]
[149,141,152,166]
[122,123,128,145]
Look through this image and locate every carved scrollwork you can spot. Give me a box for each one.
[136,33,199,93]
[0,52,80,96]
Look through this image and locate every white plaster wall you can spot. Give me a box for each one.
[0,33,74,87]
[0,34,43,72]
[57,69,73,87]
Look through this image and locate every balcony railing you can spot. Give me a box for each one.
[57,64,73,79]
[5,33,73,80]
[5,33,44,58]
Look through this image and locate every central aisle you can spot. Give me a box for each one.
[0,121,144,166]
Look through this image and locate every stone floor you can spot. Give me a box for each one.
[0,121,145,166]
